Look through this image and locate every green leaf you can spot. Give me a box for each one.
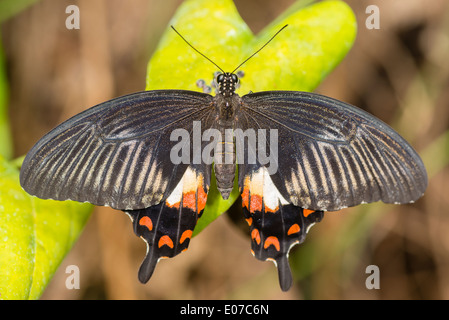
[0,37,12,160]
[146,0,357,234]
[0,155,93,299]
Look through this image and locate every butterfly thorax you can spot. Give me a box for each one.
[213,72,241,199]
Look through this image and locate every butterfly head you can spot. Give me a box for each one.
[215,72,239,97]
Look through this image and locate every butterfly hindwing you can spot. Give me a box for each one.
[240,164,324,291]
[240,90,428,212]
[20,90,215,210]
[125,164,210,283]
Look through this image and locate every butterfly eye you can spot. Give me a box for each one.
[216,73,224,83]
[231,74,239,84]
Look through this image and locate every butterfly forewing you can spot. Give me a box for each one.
[20,90,215,210]
[239,91,427,211]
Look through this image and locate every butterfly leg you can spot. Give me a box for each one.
[196,79,212,93]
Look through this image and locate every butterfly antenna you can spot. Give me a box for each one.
[171,25,225,74]
[231,24,288,74]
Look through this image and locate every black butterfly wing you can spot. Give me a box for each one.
[237,90,427,291]
[20,90,215,211]
[240,90,427,211]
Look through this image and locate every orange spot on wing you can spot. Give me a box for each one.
[303,209,315,217]
[287,223,300,235]
[251,228,261,245]
[264,236,280,251]
[139,216,153,231]
[180,230,193,244]
[245,217,253,226]
[250,194,263,212]
[241,187,249,209]
[197,186,207,213]
[158,235,174,249]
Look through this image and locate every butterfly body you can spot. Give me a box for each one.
[212,72,241,199]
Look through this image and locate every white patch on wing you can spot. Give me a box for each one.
[247,166,289,212]
[165,167,197,206]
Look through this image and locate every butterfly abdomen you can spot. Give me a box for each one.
[214,126,235,200]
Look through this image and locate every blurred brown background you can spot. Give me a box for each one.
[1,0,449,299]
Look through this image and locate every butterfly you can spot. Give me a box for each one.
[19,26,427,291]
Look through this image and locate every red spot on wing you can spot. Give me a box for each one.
[183,191,196,211]
[158,235,174,249]
[197,186,207,213]
[263,236,280,251]
[250,194,263,212]
[181,175,208,214]
[180,230,193,244]
[241,187,249,209]
[139,216,153,231]
[287,224,300,235]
